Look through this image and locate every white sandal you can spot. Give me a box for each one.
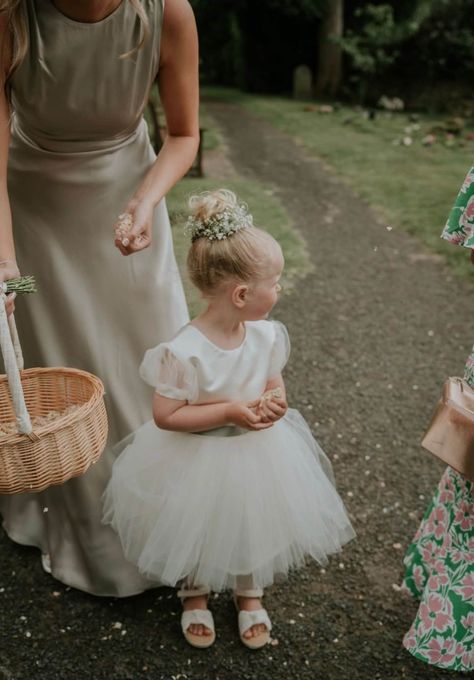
[234,590,272,650]
[41,553,52,574]
[178,586,216,649]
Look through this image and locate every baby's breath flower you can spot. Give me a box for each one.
[185,203,253,242]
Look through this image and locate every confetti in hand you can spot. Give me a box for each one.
[115,212,134,247]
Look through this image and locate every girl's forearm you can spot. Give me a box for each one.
[134,133,199,207]
[154,401,232,433]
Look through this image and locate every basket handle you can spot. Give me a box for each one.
[0,295,33,436]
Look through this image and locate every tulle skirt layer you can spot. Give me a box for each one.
[102,409,355,591]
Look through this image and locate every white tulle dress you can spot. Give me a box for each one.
[102,320,355,591]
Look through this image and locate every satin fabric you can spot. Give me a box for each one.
[0,0,189,596]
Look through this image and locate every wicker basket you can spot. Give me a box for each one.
[0,296,108,494]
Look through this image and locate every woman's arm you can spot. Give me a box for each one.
[0,16,20,315]
[153,393,274,433]
[0,16,17,269]
[116,0,199,255]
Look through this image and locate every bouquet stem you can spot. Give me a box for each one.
[1,276,37,295]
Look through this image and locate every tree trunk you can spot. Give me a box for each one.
[315,0,344,97]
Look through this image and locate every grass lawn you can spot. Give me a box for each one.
[202,87,474,280]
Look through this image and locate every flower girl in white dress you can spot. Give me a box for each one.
[103,189,355,649]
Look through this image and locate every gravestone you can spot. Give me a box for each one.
[293,64,312,100]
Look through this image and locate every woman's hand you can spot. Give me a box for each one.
[0,260,20,281]
[114,198,154,256]
[226,400,274,431]
[0,261,20,316]
[3,292,16,316]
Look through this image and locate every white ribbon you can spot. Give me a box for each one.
[238,608,272,635]
[181,609,215,634]
[0,295,32,434]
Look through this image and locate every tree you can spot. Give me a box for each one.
[191,0,328,92]
[338,0,474,105]
[315,0,344,96]
[337,4,400,103]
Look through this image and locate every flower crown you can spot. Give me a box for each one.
[185,201,254,242]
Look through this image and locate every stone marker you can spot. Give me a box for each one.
[293,64,312,100]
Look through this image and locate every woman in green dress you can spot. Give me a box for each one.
[0,0,199,597]
[402,167,474,673]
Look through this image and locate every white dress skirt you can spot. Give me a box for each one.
[103,320,355,592]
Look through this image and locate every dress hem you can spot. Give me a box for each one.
[2,523,160,599]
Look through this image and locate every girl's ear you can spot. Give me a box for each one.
[232,284,248,308]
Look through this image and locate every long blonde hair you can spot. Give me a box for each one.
[0,0,150,89]
[0,1,27,88]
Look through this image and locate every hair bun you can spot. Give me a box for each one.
[186,189,253,242]
[188,189,238,222]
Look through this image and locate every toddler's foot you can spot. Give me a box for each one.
[234,595,272,649]
[182,595,214,637]
[180,594,216,648]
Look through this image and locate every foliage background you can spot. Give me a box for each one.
[190,0,474,109]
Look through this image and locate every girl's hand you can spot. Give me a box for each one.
[258,397,288,424]
[226,401,274,431]
[114,198,154,256]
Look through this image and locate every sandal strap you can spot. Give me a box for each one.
[238,608,272,636]
[234,587,264,598]
[181,609,215,634]
[177,585,210,600]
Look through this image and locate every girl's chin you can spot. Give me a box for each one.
[243,309,274,321]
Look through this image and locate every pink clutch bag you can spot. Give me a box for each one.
[421,377,474,482]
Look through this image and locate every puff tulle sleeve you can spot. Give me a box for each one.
[268,321,291,377]
[139,345,198,402]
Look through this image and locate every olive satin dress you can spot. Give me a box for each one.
[0,0,189,596]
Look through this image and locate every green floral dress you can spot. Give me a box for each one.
[402,166,474,673]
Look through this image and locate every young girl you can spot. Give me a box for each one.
[402,168,474,673]
[103,189,355,649]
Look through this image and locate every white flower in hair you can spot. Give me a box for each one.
[185,195,253,242]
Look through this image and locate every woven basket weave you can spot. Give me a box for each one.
[0,297,108,494]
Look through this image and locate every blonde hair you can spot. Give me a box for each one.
[0,1,27,90]
[187,189,281,295]
[0,0,150,91]
[121,0,150,59]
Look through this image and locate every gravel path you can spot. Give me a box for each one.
[1,102,472,680]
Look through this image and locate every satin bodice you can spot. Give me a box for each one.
[11,0,163,148]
